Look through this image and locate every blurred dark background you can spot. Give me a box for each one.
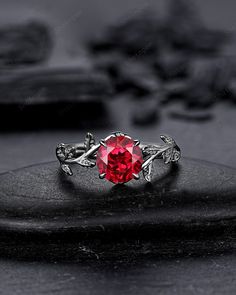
[0,1,236,294]
[0,0,235,173]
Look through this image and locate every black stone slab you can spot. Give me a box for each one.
[0,67,113,130]
[0,67,112,104]
[0,158,235,236]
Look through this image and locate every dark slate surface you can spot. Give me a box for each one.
[0,158,235,235]
[0,158,235,294]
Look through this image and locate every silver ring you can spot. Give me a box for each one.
[56,131,181,184]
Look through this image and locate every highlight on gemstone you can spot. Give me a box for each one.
[96,133,143,184]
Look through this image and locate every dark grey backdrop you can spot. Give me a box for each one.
[0,1,236,295]
[0,0,236,173]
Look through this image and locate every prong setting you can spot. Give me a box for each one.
[134,139,140,146]
[99,173,106,179]
[132,173,140,180]
[100,139,106,147]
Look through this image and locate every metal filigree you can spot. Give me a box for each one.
[56,132,99,175]
[160,135,181,164]
[56,132,181,182]
[141,134,181,182]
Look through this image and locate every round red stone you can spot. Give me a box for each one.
[96,134,143,184]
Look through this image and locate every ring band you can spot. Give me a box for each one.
[56,131,181,184]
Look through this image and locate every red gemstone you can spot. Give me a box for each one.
[96,134,143,184]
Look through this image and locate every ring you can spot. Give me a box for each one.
[56,131,181,184]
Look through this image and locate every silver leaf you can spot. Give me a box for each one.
[143,146,160,156]
[143,162,153,182]
[160,134,175,145]
[162,148,181,164]
[84,132,95,151]
[77,157,96,167]
[162,148,172,164]
[172,150,181,162]
[61,164,73,176]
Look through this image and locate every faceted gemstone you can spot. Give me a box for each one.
[96,134,143,184]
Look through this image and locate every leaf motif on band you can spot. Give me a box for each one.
[173,150,181,161]
[56,143,66,161]
[84,132,95,151]
[143,146,159,156]
[143,162,153,182]
[162,148,181,164]
[162,148,172,164]
[61,164,73,176]
[160,134,175,145]
[161,134,181,164]
[56,144,78,161]
[77,157,96,167]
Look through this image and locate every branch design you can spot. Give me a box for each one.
[142,134,181,181]
[56,132,98,175]
[160,135,181,164]
[56,132,181,182]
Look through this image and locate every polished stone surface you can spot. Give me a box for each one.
[0,158,235,235]
[0,158,235,295]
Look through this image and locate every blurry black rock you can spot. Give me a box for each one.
[0,16,116,130]
[131,96,159,125]
[89,0,231,58]
[89,11,162,57]
[92,52,162,96]
[165,0,230,53]
[185,57,232,108]
[167,104,213,122]
[115,60,161,95]
[163,57,233,109]
[0,21,52,67]
[229,80,236,104]
[0,66,113,104]
[86,0,234,116]
[91,52,124,79]
[154,48,190,80]
[0,66,113,130]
